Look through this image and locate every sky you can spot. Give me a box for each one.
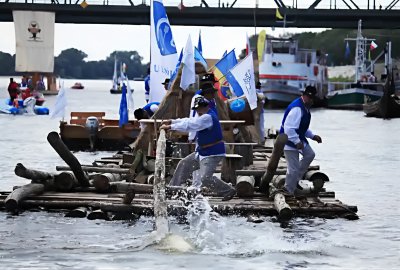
[0,0,395,64]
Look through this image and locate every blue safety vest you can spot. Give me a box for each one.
[280,97,311,148]
[196,109,225,156]
[143,102,160,117]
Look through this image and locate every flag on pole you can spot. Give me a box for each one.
[194,47,208,69]
[119,84,129,127]
[276,8,284,20]
[198,30,203,55]
[257,30,266,63]
[51,81,67,119]
[370,41,378,50]
[246,33,251,56]
[344,41,350,59]
[213,49,238,83]
[226,53,258,110]
[150,0,178,102]
[180,35,195,90]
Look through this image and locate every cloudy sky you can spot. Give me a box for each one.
[0,0,394,63]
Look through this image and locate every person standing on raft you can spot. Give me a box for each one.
[160,96,236,201]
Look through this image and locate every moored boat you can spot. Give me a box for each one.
[71,82,84,89]
[59,112,140,151]
[258,37,328,108]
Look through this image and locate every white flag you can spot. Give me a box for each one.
[150,0,178,102]
[180,35,195,90]
[51,81,67,119]
[226,54,257,110]
[13,11,55,72]
[126,74,134,111]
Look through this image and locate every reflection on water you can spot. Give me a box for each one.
[0,77,399,269]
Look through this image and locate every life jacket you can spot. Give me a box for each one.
[143,101,160,117]
[196,109,225,156]
[280,97,311,148]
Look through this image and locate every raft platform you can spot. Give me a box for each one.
[0,131,358,222]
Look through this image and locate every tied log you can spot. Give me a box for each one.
[259,133,288,193]
[47,132,90,187]
[274,193,293,221]
[92,173,122,192]
[15,163,54,182]
[235,176,255,197]
[303,170,329,191]
[54,172,79,192]
[65,207,88,218]
[5,183,45,212]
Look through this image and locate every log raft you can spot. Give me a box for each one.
[0,134,358,221]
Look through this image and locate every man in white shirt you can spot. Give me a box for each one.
[280,86,322,195]
[160,96,236,201]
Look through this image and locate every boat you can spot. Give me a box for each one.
[109,57,134,94]
[71,82,84,89]
[59,112,141,151]
[0,97,49,115]
[363,75,400,118]
[258,37,329,108]
[327,20,386,110]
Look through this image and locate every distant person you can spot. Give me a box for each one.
[7,78,20,104]
[256,81,266,144]
[162,78,170,91]
[280,86,322,195]
[144,67,150,103]
[35,80,45,91]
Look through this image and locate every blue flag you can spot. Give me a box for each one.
[194,47,208,69]
[198,30,203,55]
[345,41,350,59]
[119,84,128,127]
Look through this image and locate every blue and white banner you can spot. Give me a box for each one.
[226,53,257,110]
[150,0,178,102]
[51,81,67,119]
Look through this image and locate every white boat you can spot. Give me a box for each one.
[258,37,329,107]
[109,57,134,94]
[326,20,387,110]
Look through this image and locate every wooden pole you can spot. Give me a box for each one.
[259,133,288,193]
[5,183,44,212]
[56,165,129,174]
[303,170,329,191]
[47,132,90,187]
[14,163,54,181]
[65,207,88,218]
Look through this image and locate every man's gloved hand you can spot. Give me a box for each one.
[296,142,304,150]
[313,135,322,143]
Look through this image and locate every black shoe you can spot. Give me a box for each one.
[296,183,303,190]
[222,189,236,201]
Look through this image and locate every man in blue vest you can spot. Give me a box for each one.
[134,102,160,130]
[160,96,236,201]
[280,86,322,195]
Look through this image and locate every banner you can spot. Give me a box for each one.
[150,0,178,102]
[257,30,266,63]
[13,11,55,72]
[51,81,67,119]
[226,54,257,110]
[180,35,195,90]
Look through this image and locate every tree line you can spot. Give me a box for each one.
[1,28,399,78]
[0,48,149,79]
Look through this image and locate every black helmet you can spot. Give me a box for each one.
[191,96,210,110]
[303,85,317,97]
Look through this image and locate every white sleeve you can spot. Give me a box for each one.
[283,107,302,145]
[171,114,213,133]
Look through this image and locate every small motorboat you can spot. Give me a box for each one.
[0,97,50,115]
[71,82,84,89]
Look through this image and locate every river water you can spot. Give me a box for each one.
[0,77,399,269]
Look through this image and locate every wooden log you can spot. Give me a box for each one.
[270,175,286,189]
[259,134,288,193]
[56,165,129,174]
[47,131,90,187]
[147,175,155,184]
[87,209,109,220]
[303,170,329,191]
[235,176,255,197]
[273,193,293,221]
[122,190,136,204]
[54,172,79,192]
[221,154,243,185]
[65,207,88,218]
[5,183,44,212]
[92,173,122,192]
[14,163,54,181]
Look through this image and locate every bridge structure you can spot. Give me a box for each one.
[0,0,400,29]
